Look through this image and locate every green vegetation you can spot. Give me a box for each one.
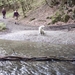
[31,0,45,9]
[19,0,45,17]
[0,0,45,18]
[45,0,75,24]
[0,0,75,24]
[61,14,70,22]
[51,11,61,24]
[50,11,70,24]
[6,10,13,17]
[0,22,6,31]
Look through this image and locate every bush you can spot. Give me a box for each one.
[50,10,70,24]
[0,22,6,31]
[61,14,70,22]
[51,11,61,24]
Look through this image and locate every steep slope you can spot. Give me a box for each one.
[20,4,56,26]
[20,3,75,26]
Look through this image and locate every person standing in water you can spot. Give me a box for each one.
[2,7,6,19]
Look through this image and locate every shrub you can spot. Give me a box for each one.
[51,11,61,24]
[0,22,6,31]
[61,14,70,22]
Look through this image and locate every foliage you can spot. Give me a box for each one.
[45,0,75,24]
[45,0,59,7]
[0,0,45,17]
[0,0,74,24]
[70,9,75,20]
[0,22,6,31]
[61,14,70,22]
[50,10,71,24]
[19,0,26,17]
[0,0,19,10]
[19,0,39,17]
[19,0,44,17]
[45,0,75,7]
[50,11,62,24]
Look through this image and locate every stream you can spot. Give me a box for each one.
[0,39,75,75]
[0,18,75,75]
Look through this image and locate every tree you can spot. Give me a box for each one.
[19,0,33,17]
[19,0,26,17]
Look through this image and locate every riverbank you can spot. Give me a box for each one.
[0,14,75,45]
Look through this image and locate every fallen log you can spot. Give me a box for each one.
[0,56,75,62]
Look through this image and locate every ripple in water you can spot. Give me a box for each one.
[0,40,75,75]
[0,61,75,75]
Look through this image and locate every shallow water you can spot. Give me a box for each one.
[0,39,75,75]
[0,30,75,44]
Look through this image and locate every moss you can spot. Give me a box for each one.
[61,14,70,22]
[51,11,61,24]
[0,22,6,31]
[51,18,57,24]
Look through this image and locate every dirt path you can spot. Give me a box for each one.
[0,16,39,34]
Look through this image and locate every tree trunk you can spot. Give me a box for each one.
[20,1,26,17]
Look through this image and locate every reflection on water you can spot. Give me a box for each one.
[0,39,75,75]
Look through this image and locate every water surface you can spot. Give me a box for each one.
[0,39,75,75]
